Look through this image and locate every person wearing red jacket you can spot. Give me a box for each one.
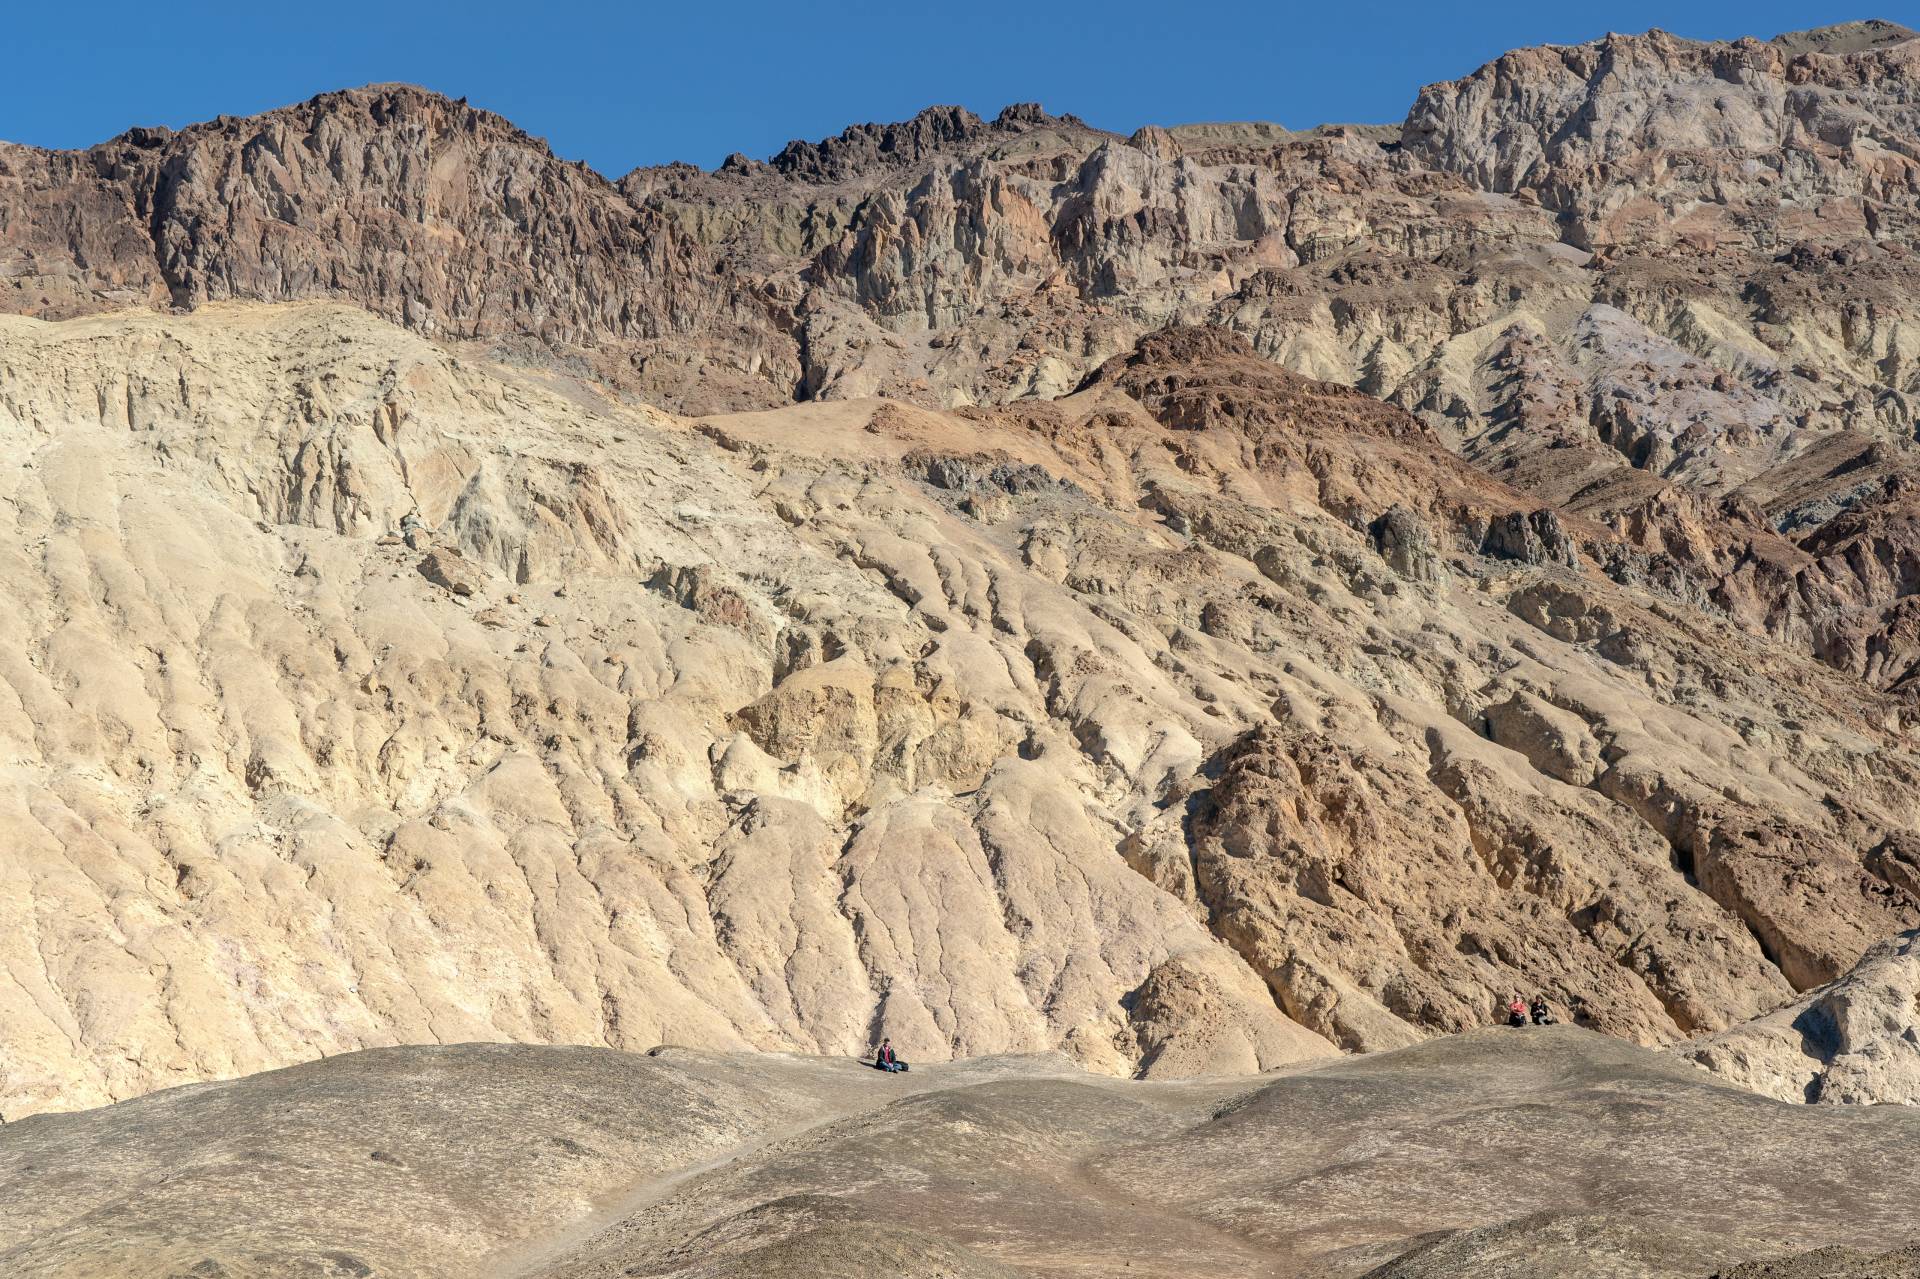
[874,1038,908,1073]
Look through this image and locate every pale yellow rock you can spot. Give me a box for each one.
[1681,929,1920,1104]
[0,302,1916,1122]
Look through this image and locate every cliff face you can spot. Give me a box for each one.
[0,87,800,407]
[6,24,1920,1118]
[1402,22,1920,225]
[9,31,1920,690]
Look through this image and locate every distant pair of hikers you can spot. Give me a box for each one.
[873,1038,909,1073]
[1506,995,1555,1028]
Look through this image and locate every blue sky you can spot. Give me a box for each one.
[4,1,1912,175]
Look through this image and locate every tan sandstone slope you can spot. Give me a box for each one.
[2,301,1918,1119]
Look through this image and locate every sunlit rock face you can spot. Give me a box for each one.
[6,22,1920,1121]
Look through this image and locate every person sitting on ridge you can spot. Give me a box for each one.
[1506,994,1528,1028]
[874,1038,907,1073]
[1530,995,1555,1026]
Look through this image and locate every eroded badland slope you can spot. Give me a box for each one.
[2,301,1917,1120]
[4,19,1920,1126]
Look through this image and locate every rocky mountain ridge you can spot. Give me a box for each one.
[10,24,1920,697]
[5,21,1920,1119]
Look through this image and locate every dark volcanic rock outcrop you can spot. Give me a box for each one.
[1,86,794,407]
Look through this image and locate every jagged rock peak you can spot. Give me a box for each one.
[761,101,1091,181]
[994,101,1082,128]
[765,105,987,180]
[1400,20,1920,191]
[100,83,556,160]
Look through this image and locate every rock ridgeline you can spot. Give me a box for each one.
[10,27,1920,692]
[0,85,796,405]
